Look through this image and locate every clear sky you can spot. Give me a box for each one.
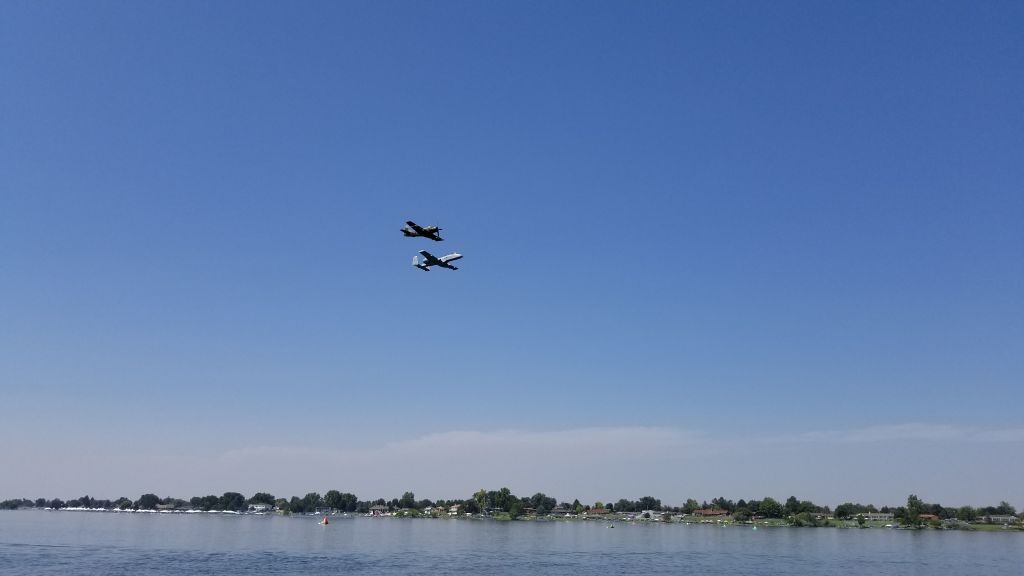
[2,0,1022,508]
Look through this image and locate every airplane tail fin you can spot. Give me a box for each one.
[412,255,418,267]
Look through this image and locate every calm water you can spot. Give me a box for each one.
[1,511,1022,575]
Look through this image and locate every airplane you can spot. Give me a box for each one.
[401,220,443,241]
[413,250,462,271]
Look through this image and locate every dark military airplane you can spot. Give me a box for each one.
[401,220,443,241]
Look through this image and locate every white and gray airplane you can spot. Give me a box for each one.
[413,250,462,271]
[401,220,443,241]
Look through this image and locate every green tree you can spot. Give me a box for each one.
[957,506,977,522]
[834,502,867,519]
[509,500,523,518]
[474,489,488,514]
[249,492,276,506]
[529,493,556,515]
[788,497,818,516]
[710,497,733,513]
[219,492,246,512]
[638,496,662,511]
[324,490,342,511]
[192,495,219,511]
[758,497,784,518]
[398,491,416,509]
[163,498,186,510]
[136,494,160,510]
[495,488,513,512]
[303,492,323,512]
[906,494,924,527]
[995,501,1017,516]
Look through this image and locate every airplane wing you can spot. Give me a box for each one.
[406,221,425,233]
[418,250,440,264]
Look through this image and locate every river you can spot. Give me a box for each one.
[1,511,1021,575]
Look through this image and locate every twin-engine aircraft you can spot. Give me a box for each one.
[413,250,462,271]
[400,221,443,242]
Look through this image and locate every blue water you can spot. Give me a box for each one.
[1,511,1021,574]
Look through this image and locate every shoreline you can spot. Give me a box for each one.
[5,507,1022,532]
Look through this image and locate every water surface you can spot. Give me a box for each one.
[1,511,1020,575]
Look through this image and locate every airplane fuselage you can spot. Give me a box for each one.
[436,254,462,269]
[414,251,462,271]
[401,223,443,241]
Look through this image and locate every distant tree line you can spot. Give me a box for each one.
[2,490,1019,526]
[890,494,1018,527]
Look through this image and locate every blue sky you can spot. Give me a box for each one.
[2,1,1022,507]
